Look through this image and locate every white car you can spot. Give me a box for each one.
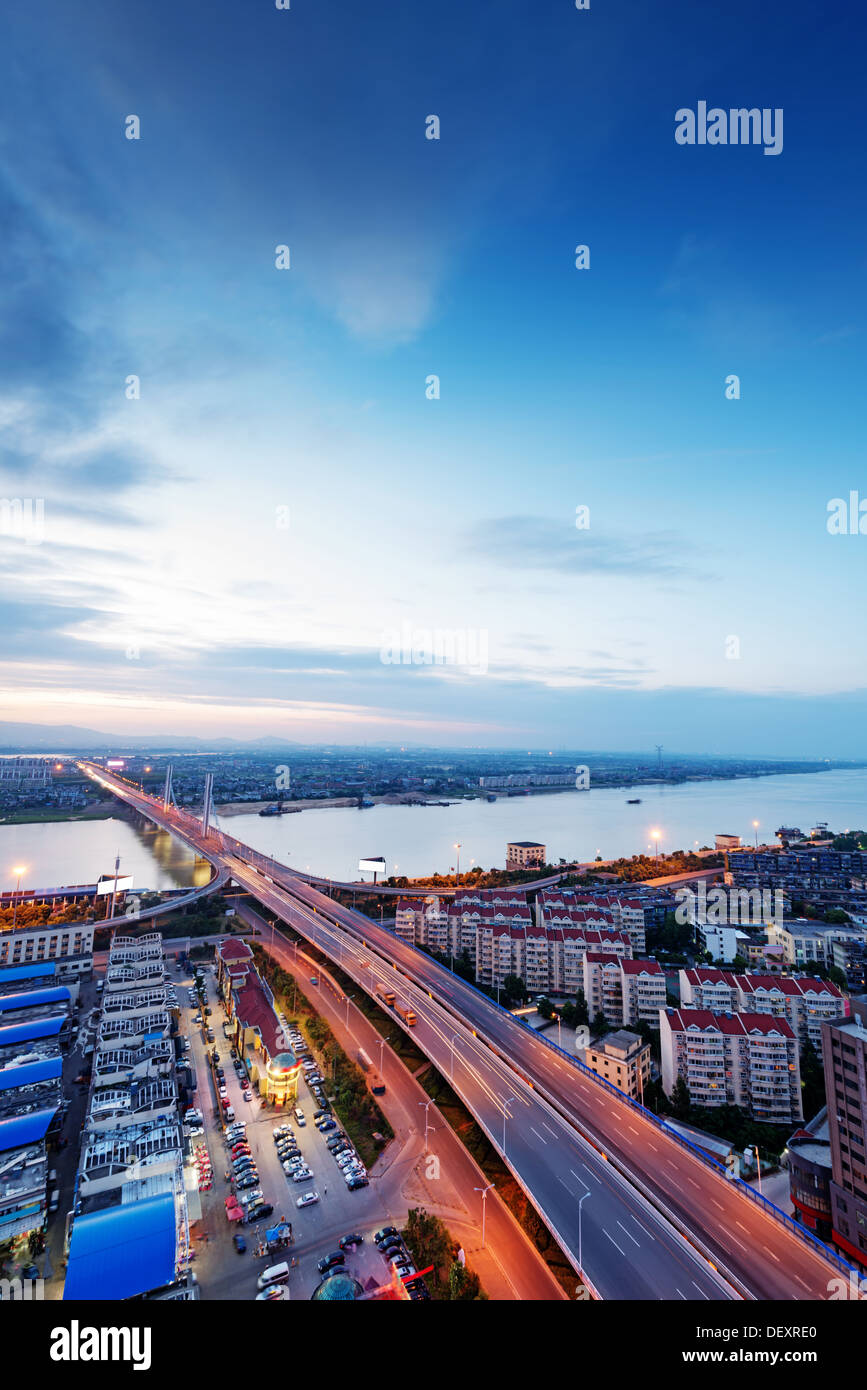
[255,1286,290,1300]
[292,1168,314,1183]
[296,1191,320,1208]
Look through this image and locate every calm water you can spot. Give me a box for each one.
[0,815,206,894]
[2,768,866,890]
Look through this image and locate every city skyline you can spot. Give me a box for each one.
[2,2,866,753]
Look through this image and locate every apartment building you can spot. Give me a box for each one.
[660,1008,803,1124]
[65,926,196,1301]
[0,917,95,978]
[822,1015,867,1266]
[585,1030,651,1101]
[620,958,667,1025]
[679,967,847,1050]
[583,955,665,1027]
[506,841,546,869]
[537,888,650,954]
[766,919,867,968]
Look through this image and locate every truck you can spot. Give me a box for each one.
[375,984,396,1008]
[395,1001,417,1027]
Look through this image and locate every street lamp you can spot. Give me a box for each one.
[418,1099,435,1152]
[345,993,355,1029]
[750,1145,763,1194]
[453,843,461,889]
[651,830,661,863]
[11,866,26,928]
[474,1182,495,1248]
[752,820,760,849]
[577,1190,591,1275]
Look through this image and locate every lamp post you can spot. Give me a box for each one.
[11,866,26,929]
[753,820,760,849]
[474,1182,495,1249]
[651,830,661,863]
[418,1099,435,1153]
[578,1190,591,1275]
[750,1145,763,1194]
[454,842,461,889]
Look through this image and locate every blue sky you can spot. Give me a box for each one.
[0,0,865,755]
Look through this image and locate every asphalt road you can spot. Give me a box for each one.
[81,765,848,1302]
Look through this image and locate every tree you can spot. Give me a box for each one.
[536,996,555,1021]
[671,1075,691,1119]
[799,1039,825,1121]
[591,1011,609,1037]
[502,974,526,1006]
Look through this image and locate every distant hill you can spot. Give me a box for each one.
[0,721,302,753]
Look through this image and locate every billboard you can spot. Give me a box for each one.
[105,759,125,769]
[96,875,134,896]
[358,857,386,875]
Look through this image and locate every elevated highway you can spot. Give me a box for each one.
[80,762,852,1302]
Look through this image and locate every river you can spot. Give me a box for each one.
[2,766,866,892]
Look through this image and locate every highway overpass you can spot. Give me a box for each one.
[80,762,853,1302]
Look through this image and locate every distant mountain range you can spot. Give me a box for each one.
[0,721,301,753]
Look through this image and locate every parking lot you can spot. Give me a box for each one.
[179,959,415,1299]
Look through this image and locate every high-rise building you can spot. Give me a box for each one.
[821,1015,867,1266]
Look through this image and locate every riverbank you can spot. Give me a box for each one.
[0,800,120,826]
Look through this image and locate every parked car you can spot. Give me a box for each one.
[236,1175,260,1191]
[317,1251,346,1274]
[242,1090,253,1101]
[347,1176,369,1190]
[374,1227,399,1245]
[317,1120,336,1133]
[296,1191,319,1208]
[247,1201,274,1222]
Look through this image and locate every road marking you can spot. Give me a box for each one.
[675,1287,686,1299]
[647,1142,658,1152]
[711,1198,724,1211]
[692,1281,710,1299]
[543,1122,558,1139]
[530,1127,548,1144]
[628,1214,655,1241]
[762,1245,780,1263]
[728,1234,748,1253]
[665,1160,679,1172]
[736,1221,748,1232]
[687,1177,700,1189]
[572,1166,600,1186]
[627,1125,639,1136]
[603,1229,627,1257]
[795,1275,811,1291]
[617,1220,640,1247]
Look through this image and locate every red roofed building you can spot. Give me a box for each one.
[217,942,301,1108]
[660,1008,802,1124]
[679,967,847,1050]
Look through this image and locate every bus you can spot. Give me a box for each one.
[375,985,396,1008]
[395,1001,417,1027]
